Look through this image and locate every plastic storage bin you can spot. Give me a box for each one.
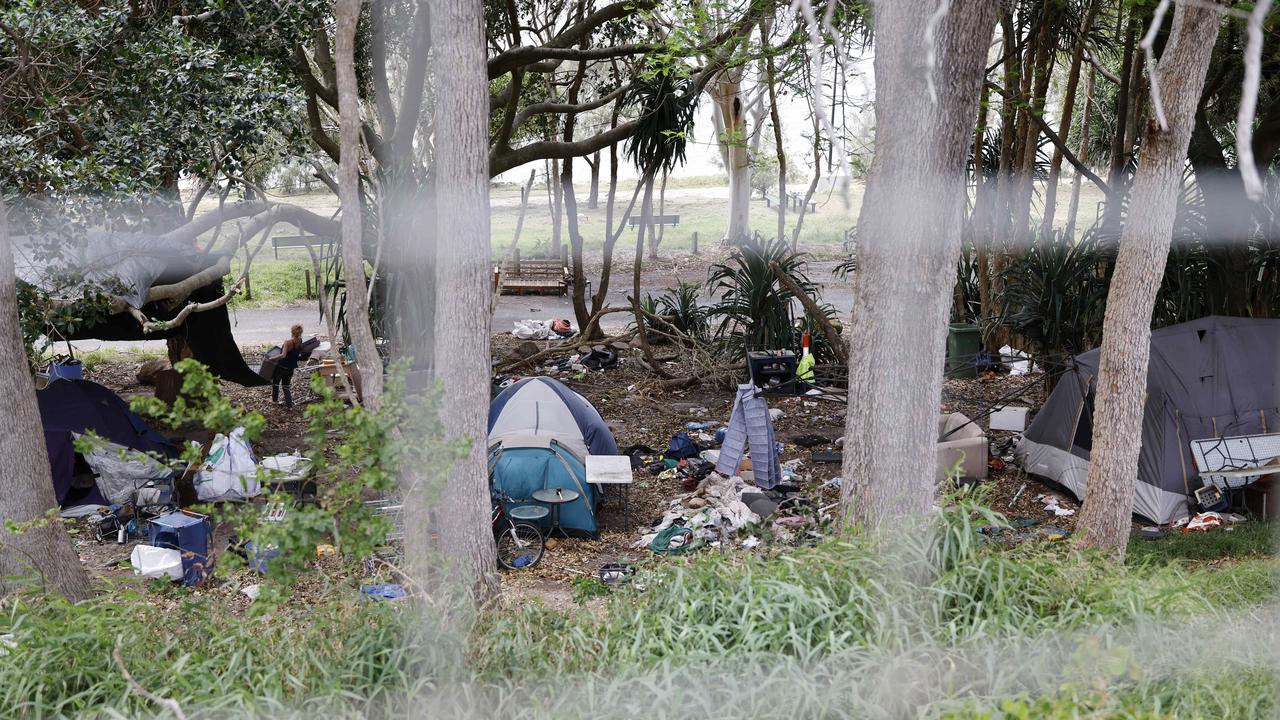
[148,511,212,586]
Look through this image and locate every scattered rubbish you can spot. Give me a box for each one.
[0,634,15,656]
[687,421,720,431]
[1039,494,1075,517]
[1184,512,1223,532]
[1171,516,1191,529]
[1222,512,1247,524]
[599,563,635,585]
[1139,527,1165,541]
[1000,345,1038,376]
[512,319,575,340]
[241,584,262,601]
[822,476,842,489]
[792,434,830,449]
[316,544,338,559]
[149,510,212,586]
[811,450,842,464]
[768,408,784,421]
[666,432,701,460]
[741,536,761,550]
[246,541,280,575]
[649,526,695,555]
[360,583,407,601]
[130,545,183,581]
[938,413,987,481]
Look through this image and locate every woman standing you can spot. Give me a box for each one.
[273,324,304,408]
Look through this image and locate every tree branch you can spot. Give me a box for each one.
[487,0,657,78]
[985,81,1111,195]
[490,119,639,176]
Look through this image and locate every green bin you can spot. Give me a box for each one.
[946,323,981,378]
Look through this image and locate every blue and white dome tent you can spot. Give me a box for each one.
[487,377,619,537]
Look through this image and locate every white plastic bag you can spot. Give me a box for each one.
[130,545,183,580]
[195,427,260,501]
[512,319,552,340]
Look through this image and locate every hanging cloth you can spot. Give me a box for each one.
[716,383,782,489]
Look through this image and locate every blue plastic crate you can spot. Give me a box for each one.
[149,511,212,586]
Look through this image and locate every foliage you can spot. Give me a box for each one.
[570,576,611,606]
[997,233,1111,362]
[623,59,698,176]
[128,359,464,584]
[15,279,114,371]
[642,281,709,343]
[707,234,816,354]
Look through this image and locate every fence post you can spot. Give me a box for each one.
[305,269,312,300]
[244,273,252,301]
[691,231,699,255]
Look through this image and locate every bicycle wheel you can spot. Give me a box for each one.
[496,521,545,570]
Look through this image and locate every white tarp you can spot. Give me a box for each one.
[130,545,183,580]
[195,427,260,501]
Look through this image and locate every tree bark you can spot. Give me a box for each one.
[1041,0,1099,237]
[1064,64,1097,241]
[839,0,998,532]
[1076,1,1224,561]
[713,69,752,242]
[1011,5,1058,239]
[335,0,382,408]
[586,151,601,209]
[761,18,787,246]
[428,0,498,592]
[550,157,563,256]
[1109,14,1138,188]
[0,201,92,602]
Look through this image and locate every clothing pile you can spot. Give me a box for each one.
[511,318,576,340]
[636,473,761,552]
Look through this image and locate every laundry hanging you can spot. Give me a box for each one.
[716,383,782,489]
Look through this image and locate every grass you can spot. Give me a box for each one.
[73,347,165,372]
[1127,519,1277,566]
[228,256,316,309]
[3,496,1273,718]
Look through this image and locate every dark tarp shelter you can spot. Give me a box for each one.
[14,231,266,386]
[38,380,178,506]
[1016,316,1280,523]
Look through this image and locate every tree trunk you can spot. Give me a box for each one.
[427,0,498,591]
[1041,0,1099,237]
[1109,15,1138,188]
[713,70,752,242]
[0,202,92,601]
[1011,6,1058,239]
[550,158,563,256]
[335,0,382,408]
[631,169,665,374]
[586,151,601,209]
[1076,1,1224,561]
[1064,64,1097,241]
[761,18,787,246]
[840,0,998,531]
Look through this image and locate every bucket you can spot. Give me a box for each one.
[47,358,83,382]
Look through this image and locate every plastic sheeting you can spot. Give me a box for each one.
[77,434,173,505]
[194,428,261,501]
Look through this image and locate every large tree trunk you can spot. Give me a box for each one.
[428,0,498,591]
[550,157,563,256]
[1041,0,1099,237]
[335,0,382,408]
[713,70,752,242]
[1076,1,1224,560]
[1010,5,1059,239]
[839,0,998,531]
[0,202,92,601]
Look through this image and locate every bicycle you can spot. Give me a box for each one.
[492,490,546,571]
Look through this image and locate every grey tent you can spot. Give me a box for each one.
[1016,316,1280,524]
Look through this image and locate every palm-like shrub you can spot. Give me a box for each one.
[642,281,709,343]
[998,232,1111,362]
[708,235,817,355]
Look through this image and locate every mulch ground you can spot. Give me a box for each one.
[72,337,1081,606]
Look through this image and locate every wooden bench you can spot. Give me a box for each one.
[626,214,680,228]
[787,192,817,213]
[494,257,569,295]
[272,234,336,260]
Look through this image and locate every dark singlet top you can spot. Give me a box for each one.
[278,342,303,370]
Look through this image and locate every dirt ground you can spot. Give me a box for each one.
[69,335,1083,608]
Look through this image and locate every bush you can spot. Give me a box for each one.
[707,234,817,355]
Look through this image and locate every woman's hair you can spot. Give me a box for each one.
[291,324,303,338]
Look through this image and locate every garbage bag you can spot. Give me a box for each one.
[130,545,183,581]
[195,427,260,501]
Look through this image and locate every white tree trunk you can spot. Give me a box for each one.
[0,202,92,601]
[713,71,752,242]
[429,0,498,591]
[839,0,998,531]
[1076,1,1224,560]
[335,0,383,408]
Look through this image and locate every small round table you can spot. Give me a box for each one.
[532,487,580,538]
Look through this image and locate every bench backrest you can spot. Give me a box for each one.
[497,259,567,278]
[626,214,680,226]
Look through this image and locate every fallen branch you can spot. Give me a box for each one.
[114,642,189,720]
[138,277,246,334]
[769,261,848,364]
[496,330,638,373]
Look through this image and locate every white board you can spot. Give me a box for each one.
[586,455,633,485]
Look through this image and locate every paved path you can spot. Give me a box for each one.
[69,262,855,353]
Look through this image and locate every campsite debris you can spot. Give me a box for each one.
[193,428,260,502]
[1039,494,1076,517]
[512,319,576,340]
[1184,512,1223,532]
[130,545,183,581]
[811,450,841,464]
[1009,482,1027,508]
[316,544,337,559]
[0,635,16,657]
[717,384,782,488]
[360,583,407,601]
[599,563,635,585]
[241,584,262,600]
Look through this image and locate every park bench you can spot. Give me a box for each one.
[626,214,680,228]
[271,233,336,260]
[494,255,570,295]
[787,192,817,213]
